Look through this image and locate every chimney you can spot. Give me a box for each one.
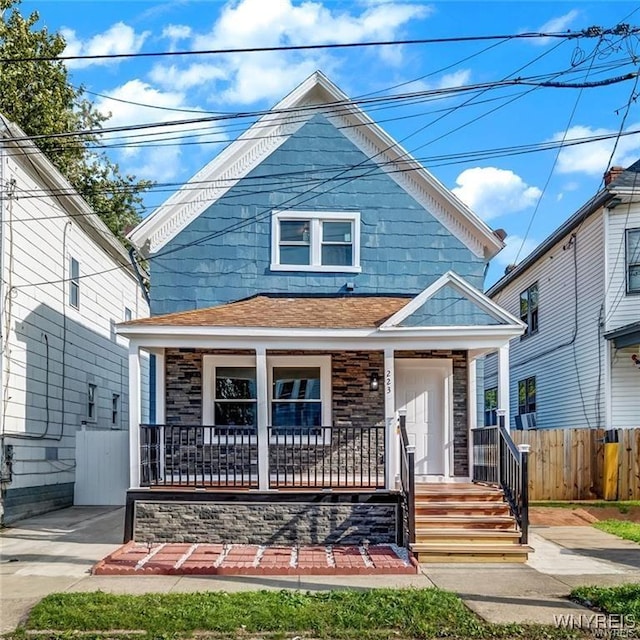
[493,228,507,242]
[604,166,624,186]
[504,264,517,275]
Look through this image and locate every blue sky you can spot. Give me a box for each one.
[21,0,640,284]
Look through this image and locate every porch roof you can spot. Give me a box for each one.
[121,294,412,329]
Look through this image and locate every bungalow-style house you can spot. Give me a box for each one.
[483,163,640,432]
[119,71,531,561]
[0,114,149,525]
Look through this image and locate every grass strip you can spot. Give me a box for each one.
[593,519,640,544]
[530,501,640,511]
[571,583,640,618]
[23,589,588,639]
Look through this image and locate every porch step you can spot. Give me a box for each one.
[410,543,532,563]
[414,487,504,502]
[415,514,517,529]
[414,529,522,545]
[414,501,510,516]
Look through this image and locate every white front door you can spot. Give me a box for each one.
[395,360,451,478]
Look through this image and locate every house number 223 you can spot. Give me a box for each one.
[386,369,392,394]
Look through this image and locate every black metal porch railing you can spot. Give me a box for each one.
[268,424,386,489]
[471,423,529,544]
[140,424,258,488]
[140,424,386,490]
[398,413,415,546]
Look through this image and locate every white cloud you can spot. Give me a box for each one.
[150,0,429,104]
[553,124,640,176]
[437,69,471,90]
[452,167,541,221]
[61,23,149,69]
[96,80,225,181]
[162,24,192,40]
[494,234,539,267]
[533,10,580,46]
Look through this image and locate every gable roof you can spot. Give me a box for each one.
[129,71,504,260]
[0,113,138,278]
[381,271,524,330]
[488,158,640,299]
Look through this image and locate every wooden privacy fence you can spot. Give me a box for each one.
[511,428,640,501]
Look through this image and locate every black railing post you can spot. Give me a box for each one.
[518,443,530,545]
[399,412,415,545]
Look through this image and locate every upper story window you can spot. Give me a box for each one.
[87,383,97,421]
[626,228,640,294]
[484,387,497,426]
[112,394,120,426]
[69,258,80,309]
[271,211,361,272]
[519,282,538,336]
[124,307,132,322]
[518,376,536,415]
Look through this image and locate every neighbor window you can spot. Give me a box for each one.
[87,383,97,421]
[124,307,132,322]
[69,258,80,309]
[519,283,538,336]
[112,394,120,426]
[484,387,497,426]
[271,211,360,272]
[518,377,536,414]
[626,229,640,293]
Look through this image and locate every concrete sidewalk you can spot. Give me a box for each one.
[1,507,639,633]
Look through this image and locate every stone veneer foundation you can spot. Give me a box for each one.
[133,499,399,545]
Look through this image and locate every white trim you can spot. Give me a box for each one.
[380,271,525,330]
[395,358,454,479]
[383,348,396,490]
[202,354,257,426]
[267,354,332,431]
[128,71,503,259]
[128,342,141,489]
[270,210,361,272]
[256,348,269,490]
[467,355,477,479]
[497,344,510,431]
[150,348,166,425]
[117,324,524,340]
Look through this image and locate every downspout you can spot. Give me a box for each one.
[61,222,72,443]
[128,247,150,307]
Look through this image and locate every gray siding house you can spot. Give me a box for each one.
[119,72,526,557]
[483,163,640,432]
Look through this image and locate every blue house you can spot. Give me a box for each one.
[119,72,529,563]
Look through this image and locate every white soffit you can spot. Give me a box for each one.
[128,71,504,259]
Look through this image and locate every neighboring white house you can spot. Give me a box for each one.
[482,164,640,431]
[0,114,149,525]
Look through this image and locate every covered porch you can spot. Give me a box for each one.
[118,273,525,546]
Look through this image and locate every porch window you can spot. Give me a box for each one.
[519,283,538,336]
[214,367,257,432]
[271,211,361,272]
[484,387,497,426]
[517,376,536,414]
[271,366,322,432]
[626,228,640,293]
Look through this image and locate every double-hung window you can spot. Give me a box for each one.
[69,258,80,309]
[87,383,97,421]
[626,228,640,293]
[517,377,536,415]
[519,283,538,336]
[271,211,361,272]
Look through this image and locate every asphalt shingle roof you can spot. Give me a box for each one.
[121,295,413,329]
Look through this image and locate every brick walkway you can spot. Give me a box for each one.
[93,543,418,576]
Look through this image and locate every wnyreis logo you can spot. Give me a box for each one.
[554,614,636,637]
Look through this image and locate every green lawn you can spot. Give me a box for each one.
[19,589,589,639]
[571,583,640,618]
[531,501,640,512]
[594,519,640,544]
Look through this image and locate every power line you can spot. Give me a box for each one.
[3,28,631,64]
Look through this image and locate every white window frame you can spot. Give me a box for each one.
[202,354,332,444]
[270,210,361,272]
[626,228,640,294]
[267,355,332,442]
[202,355,257,436]
[69,257,80,309]
[87,383,97,422]
[112,393,120,427]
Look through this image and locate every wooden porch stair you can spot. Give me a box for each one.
[410,483,533,563]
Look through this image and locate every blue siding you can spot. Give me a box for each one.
[151,115,486,315]
[400,285,505,327]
